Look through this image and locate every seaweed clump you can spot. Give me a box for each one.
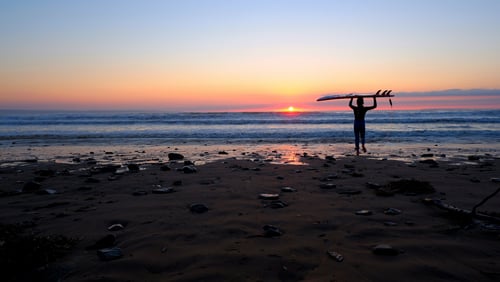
[376,179,436,196]
[0,223,78,282]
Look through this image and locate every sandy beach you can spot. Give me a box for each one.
[1,149,500,282]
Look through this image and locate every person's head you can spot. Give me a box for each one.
[357,97,364,106]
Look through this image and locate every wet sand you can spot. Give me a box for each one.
[1,150,500,281]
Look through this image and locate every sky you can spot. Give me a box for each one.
[1,0,499,111]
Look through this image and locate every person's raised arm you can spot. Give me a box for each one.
[367,97,377,110]
[349,98,355,109]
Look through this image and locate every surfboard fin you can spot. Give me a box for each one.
[375,89,381,95]
[389,98,393,107]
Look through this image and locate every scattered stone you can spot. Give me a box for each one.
[97,247,123,261]
[168,153,184,161]
[355,210,373,216]
[182,165,197,174]
[199,179,215,185]
[127,164,140,172]
[23,181,42,192]
[160,164,171,171]
[218,151,229,155]
[281,187,296,193]
[326,251,344,262]
[380,179,435,195]
[351,171,364,177]
[491,178,500,183]
[259,193,280,200]
[337,189,361,195]
[470,177,480,183]
[319,183,336,189]
[172,180,183,186]
[420,159,439,166]
[372,244,400,256]
[108,224,125,231]
[263,225,283,237]
[132,190,148,196]
[421,153,434,158]
[85,177,100,184]
[92,165,120,174]
[325,156,336,161]
[35,169,56,177]
[468,155,481,161]
[152,186,175,194]
[266,200,289,209]
[366,182,381,189]
[384,208,402,215]
[86,234,116,250]
[36,189,57,195]
[190,203,209,213]
[384,221,399,226]
[107,175,119,181]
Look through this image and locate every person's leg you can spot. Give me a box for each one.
[354,122,361,155]
[360,122,366,152]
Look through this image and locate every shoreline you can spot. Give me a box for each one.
[1,141,498,167]
[1,145,500,281]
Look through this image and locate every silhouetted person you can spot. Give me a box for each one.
[349,97,377,155]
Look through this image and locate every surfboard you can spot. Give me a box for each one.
[317,89,393,102]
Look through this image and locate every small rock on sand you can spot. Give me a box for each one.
[372,244,400,256]
[263,225,283,237]
[190,203,209,213]
[97,247,123,261]
[259,193,280,200]
[355,210,373,216]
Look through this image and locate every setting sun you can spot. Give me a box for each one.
[287,106,295,112]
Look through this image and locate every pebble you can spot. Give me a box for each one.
[190,203,209,213]
[281,187,296,193]
[327,251,344,262]
[336,189,361,195]
[168,153,184,160]
[127,164,140,172]
[372,244,400,256]
[152,187,175,194]
[384,208,402,215]
[182,165,197,174]
[87,234,116,250]
[319,183,336,189]
[263,225,283,237]
[160,165,171,171]
[490,178,500,183]
[384,221,399,226]
[108,224,124,231]
[259,193,280,200]
[97,247,123,261]
[132,190,148,196]
[23,181,41,192]
[36,189,57,195]
[355,210,373,216]
[267,200,289,209]
[366,182,381,189]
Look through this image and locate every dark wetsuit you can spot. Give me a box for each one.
[349,98,377,150]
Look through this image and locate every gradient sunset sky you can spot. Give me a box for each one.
[1,0,499,111]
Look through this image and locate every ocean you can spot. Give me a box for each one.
[1,110,499,163]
